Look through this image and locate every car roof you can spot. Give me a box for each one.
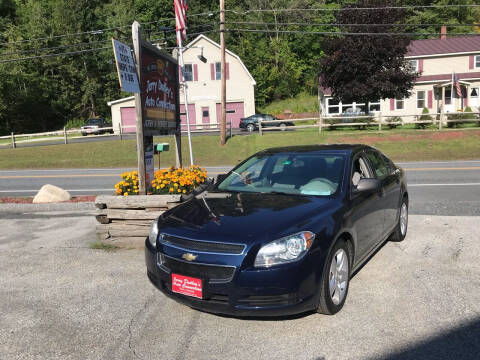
[259,144,373,155]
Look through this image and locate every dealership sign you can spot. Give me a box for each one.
[140,44,180,136]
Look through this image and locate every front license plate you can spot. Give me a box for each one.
[171,273,203,299]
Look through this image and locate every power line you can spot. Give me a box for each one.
[0,29,219,64]
[0,46,112,64]
[225,4,480,14]
[226,28,480,37]
[0,23,215,58]
[227,21,480,28]
[0,11,219,47]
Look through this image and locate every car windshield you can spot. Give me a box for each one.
[86,118,103,125]
[218,152,345,196]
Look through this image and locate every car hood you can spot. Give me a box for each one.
[158,192,338,245]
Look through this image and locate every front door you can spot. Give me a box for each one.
[348,153,385,261]
[202,107,210,129]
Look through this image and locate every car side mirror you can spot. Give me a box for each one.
[216,173,228,184]
[354,178,381,193]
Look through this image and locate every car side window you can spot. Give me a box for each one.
[351,154,371,187]
[365,150,389,179]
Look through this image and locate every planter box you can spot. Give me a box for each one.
[94,194,183,248]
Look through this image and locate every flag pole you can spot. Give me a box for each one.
[177,31,194,166]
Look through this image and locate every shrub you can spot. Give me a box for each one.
[447,106,474,128]
[385,116,402,129]
[114,166,208,196]
[416,107,432,129]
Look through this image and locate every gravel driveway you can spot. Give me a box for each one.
[0,211,479,360]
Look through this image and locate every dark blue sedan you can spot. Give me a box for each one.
[145,145,408,316]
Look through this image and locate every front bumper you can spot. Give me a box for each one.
[145,238,324,317]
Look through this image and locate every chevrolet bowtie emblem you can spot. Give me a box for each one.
[182,253,197,262]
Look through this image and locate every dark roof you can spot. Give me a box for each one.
[407,35,480,57]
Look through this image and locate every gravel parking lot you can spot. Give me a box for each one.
[0,211,479,360]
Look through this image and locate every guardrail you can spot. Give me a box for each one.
[258,111,480,135]
[0,121,233,149]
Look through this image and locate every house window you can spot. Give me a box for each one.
[183,64,193,82]
[471,88,479,98]
[475,55,480,68]
[369,101,381,112]
[417,90,426,108]
[445,89,451,105]
[395,99,404,110]
[327,98,340,114]
[215,62,221,80]
[409,60,419,72]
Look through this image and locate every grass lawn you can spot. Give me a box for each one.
[258,92,319,115]
[0,128,479,169]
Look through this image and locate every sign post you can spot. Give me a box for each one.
[131,21,182,194]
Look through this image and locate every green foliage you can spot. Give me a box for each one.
[1,0,479,135]
[319,0,417,106]
[385,116,402,129]
[416,107,432,129]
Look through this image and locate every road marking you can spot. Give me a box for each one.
[409,183,480,187]
[404,167,480,171]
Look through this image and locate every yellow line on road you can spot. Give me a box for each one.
[0,168,479,180]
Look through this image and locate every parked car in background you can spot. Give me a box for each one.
[145,144,409,316]
[81,118,113,136]
[239,114,294,132]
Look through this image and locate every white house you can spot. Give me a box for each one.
[175,34,256,130]
[107,35,256,133]
[319,27,480,120]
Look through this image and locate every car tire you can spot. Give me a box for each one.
[279,123,287,131]
[317,239,351,315]
[246,124,255,132]
[390,196,408,242]
[82,133,87,136]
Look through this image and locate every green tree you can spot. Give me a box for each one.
[319,0,417,107]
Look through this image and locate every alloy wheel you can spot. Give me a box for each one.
[400,202,408,236]
[329,249,349,305]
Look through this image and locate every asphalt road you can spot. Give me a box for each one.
[1,160,479,216]
[0,212,478,359]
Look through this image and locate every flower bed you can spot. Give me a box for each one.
[114,166,207,196]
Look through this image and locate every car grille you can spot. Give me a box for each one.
[161,234,245,254]
[237,294,299,307]
[158,253,235,282]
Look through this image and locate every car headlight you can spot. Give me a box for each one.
[148,219,159,248]
[254,231,315,268]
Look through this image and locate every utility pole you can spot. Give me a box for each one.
[220,0,226,146]
[132,21,147,194]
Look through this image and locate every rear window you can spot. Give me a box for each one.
[86,118,103,125]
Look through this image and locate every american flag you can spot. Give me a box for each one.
[453,72,462,97]
[174,0,188,42]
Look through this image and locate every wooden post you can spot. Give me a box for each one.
[259,120,263,136]
[132,21,146,194]
[439,112,443,130]
[63,127,68,144]
[220,0,226,146]
[118,123,123,140]
[378,112,382,132]
[318,113,323,133]
[229,121,232,139]
[11,132,16,148]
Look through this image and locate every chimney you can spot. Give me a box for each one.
[441,25,447,40]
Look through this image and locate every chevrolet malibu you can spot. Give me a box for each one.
[145,145,408,316]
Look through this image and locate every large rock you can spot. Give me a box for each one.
[33,184,71,203]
